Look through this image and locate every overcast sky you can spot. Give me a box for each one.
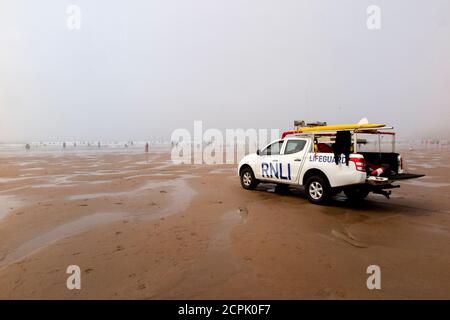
[0,0,449,142]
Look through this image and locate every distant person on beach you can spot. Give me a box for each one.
[145,142,149,153]
[25,143,31,151]
[98,142,101,149]
[63,142,66,149]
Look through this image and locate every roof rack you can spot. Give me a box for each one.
[282,126,394,138]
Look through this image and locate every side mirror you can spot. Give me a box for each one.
[256,149,260,156]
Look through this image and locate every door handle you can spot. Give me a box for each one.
[294,159,301,162]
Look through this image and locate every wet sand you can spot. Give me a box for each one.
[0,148,449,299]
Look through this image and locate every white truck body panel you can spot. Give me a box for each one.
[300,153,366,187]
[238,137,367,188]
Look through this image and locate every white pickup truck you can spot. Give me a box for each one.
[238,125,424,204]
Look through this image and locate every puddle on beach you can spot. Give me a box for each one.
[171,208,247,292]
[408,163,438,169]
[0,195,24,220]
[32,183,77,189]
[331,229,368,248]
[124,173,172,180]
[150,161,179,171]
[0,176,39,183]
[0,176,197,268]
[68,173,196,200]
[30,174,80,188]
[164,208,247,296]
[19,171,148,189]
[402,180,450,188]
[0,151,199,267]
[87,180,113,185]
[134,158,159,165]
[1,173,81,186]
[208,210,243,252]
[208,168,237,174]
[0,186,31,194]
[0,212,130,268]
[20,167,45,171]
[17,160,44,167]
[73,169,139,176]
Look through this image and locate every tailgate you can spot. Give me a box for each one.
[389,173,425,180]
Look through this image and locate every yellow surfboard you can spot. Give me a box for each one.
[296,123,385,133]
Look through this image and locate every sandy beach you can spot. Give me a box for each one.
[0,146,449,299]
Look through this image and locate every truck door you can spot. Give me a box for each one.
[255,139,285,182]
[279,138,308,183]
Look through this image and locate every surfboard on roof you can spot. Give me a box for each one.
[296,123,385,133]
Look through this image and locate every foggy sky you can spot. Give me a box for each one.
[0,0,449,142]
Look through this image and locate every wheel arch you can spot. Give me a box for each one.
[239,164,254,176]
[302,168,330,186]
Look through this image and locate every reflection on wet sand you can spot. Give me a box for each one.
[0,154,196,269]
[0,195,24,221]
[0,212,130,268]
[0,147,449,299]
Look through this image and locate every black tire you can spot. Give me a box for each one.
[240,167,258,190]
[305,175,331,204]
[344,186,370,201]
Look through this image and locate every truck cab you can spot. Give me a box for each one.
[238,123,424,204]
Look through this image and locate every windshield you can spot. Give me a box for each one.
[260,140,284,156]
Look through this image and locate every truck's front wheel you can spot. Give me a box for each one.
[240,167,258,190]
[305,175,331,204]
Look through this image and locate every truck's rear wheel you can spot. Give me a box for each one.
[240,167,258,190]
[305,175,331,204]
[344,186,369,201]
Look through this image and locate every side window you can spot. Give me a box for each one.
[260,140,284,156]
[284,140,306,155]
